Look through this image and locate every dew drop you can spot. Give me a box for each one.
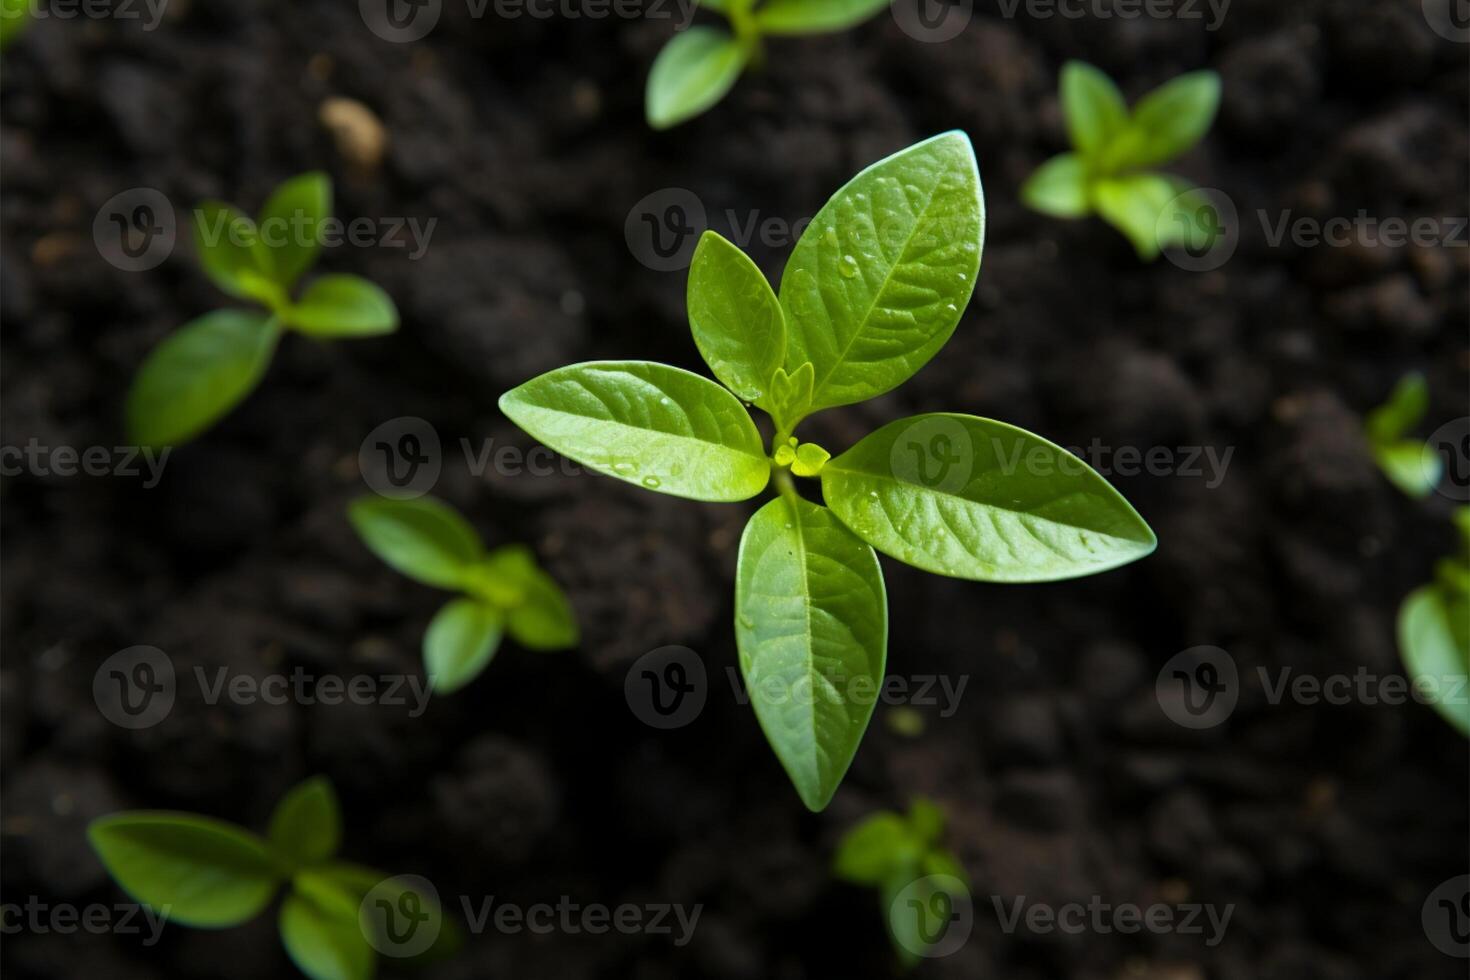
[642,476,661,489]
[824,227,839,247]
[838,255,859,279]
[739,616,756,630]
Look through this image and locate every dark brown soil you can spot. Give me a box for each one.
[2,1,1467,978]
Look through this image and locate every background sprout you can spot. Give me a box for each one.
[126,173,399,449]
[1365,373,1443,498]
[348,495,579,693]
[646,0,892,129]
[1021,61,1221,260]
[89,777,457,980]
[500,133,1155,811]
[1398,507,1470,737]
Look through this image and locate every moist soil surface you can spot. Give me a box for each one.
[2,1,1468,978]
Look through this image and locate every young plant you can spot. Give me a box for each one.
[127,173,399,449]
[834,798,970,966]
[348,494,578,693]
[88,777,456,980]
[500,133,1156,810]
[1365,373,1443,498]
[646,0,891,129]
[1021,61,1221,260]
[0,0,30,51]
[1398,507,1470,736]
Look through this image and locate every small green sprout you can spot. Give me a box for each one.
[646,0,891,129]
[1398,506,1470,737]
[0,0,30,51]
[1021,61,1222,260]
[1365,372,1443,498]
[126,173,399,449]
[88,777,457,980]
[348,495,578,693]
[500,133,1155,811]
[834,798,970,966]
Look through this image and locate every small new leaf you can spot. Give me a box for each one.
[257,172,332,291]
[646,27,749,130]
[755,0,891,35]
[1366,373,1441,498]
[287,275,399,337]
[688,231,787,404]
[348,495,485,590]
[269,777,343,867]
[425,598,504,693]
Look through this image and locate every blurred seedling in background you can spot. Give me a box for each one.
[127,173,399,449]
[348,495,578,693]
[834,798,970,966]
[646,0,891,129]
[0,0,29,51]
[1022,61,1221,260]
[501,133,1155,811]
[89,777,457,980]
[1398,507,1470,737]
[1365,373,1443,498]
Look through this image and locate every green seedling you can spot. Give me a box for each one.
[1398,506,1470,736]
[1365,373,1443,499]
[500,133,1155,810]
[348,495,578,693]
[0,0,30,51]
[1022,61,1221,260]
[126,173,399,449]
[834,798,970,966]
[88,777,457,980]
[646,0,891,129]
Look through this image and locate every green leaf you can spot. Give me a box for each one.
[1093,173,1184,260]
[754,0,891,35]
[1104,70,1220,170]
[424,598,504,693]
[268,777,342,867]
[192,203,279,305]
[920,848,967,883]
[498,361,770,502]
[778,132,984,412]
[768,362,814,431]
[126,310,282,449]
[1399,585,1470,737]
[286,275,399,337]
[347,495,485,591]
[279,872,376,980]
[1373,441,1443,499]
[1020,153,1090,219]
[88,813,284,928]
[688,231,786,404]
[1059,61,1128,160]
[0,0,32,51]
[792,442,830,477]
[1366,373,1429,444]
[907,798,944,845]
[484,547,580,650]
[833,813,915,885]
[256,172,332,290]
[821,414,1156,582]
[646,27,750,130]
[735,496,887,811]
